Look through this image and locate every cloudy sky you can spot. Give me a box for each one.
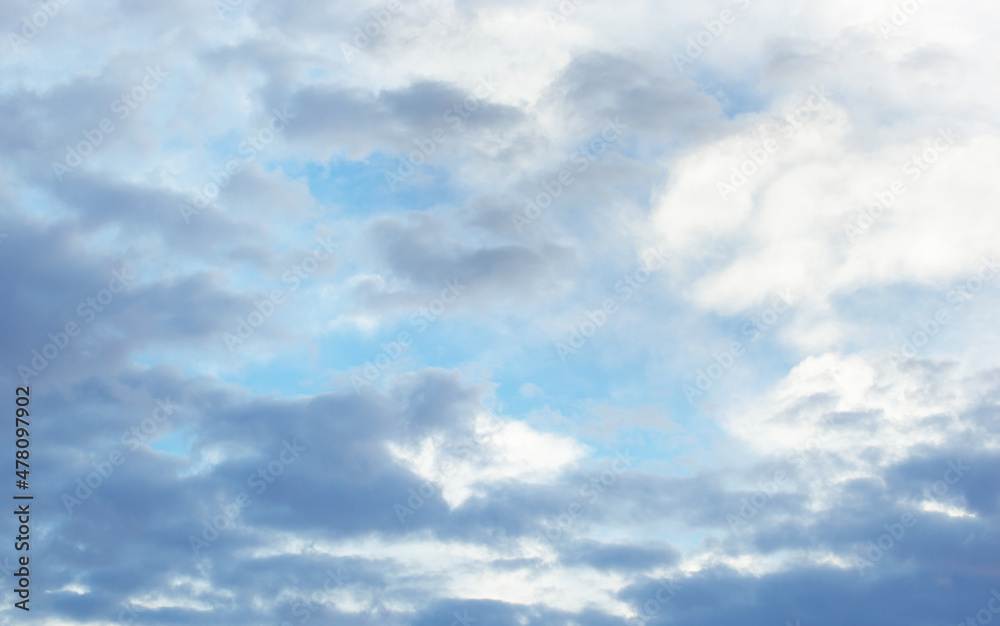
[2,0,1000,623]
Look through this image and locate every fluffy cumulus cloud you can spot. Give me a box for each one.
[1,0,998,623]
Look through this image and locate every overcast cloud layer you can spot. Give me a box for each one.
[2,0,999,624]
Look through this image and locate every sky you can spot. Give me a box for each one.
[1,0,999,624]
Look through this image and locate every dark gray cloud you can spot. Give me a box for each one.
[354,211,576,311]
